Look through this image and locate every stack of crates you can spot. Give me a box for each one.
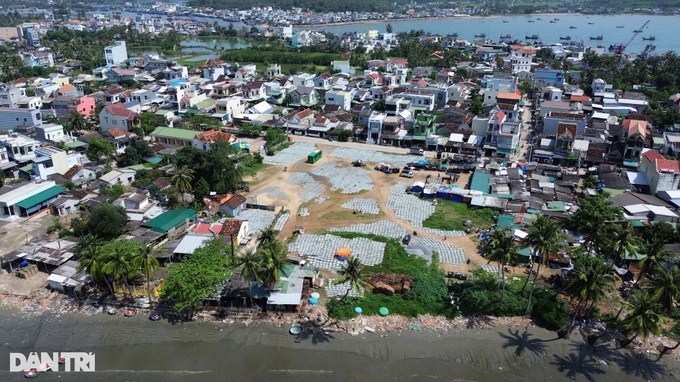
[16,264,38,279]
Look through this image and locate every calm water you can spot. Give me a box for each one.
[309,14,679,54]
[0,308,677,382]
[180,38,253,51]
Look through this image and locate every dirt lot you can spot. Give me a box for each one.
[242,143,515,278]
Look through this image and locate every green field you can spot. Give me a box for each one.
[423,200,498,231]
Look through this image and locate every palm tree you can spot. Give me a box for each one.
[75,234,113,295]
[237,250,263,308]
[68,110,88,132]
[645,268,680,315]
[260,240,288,284]
[101,239,138,299]
[577,257,616,317]
[170,165,194,196]
[620,290,665,348]
[132,242,160,302]
[257,227,278,249]
[602,222,643,268]
[522,215,564,313]
[484,229,518,303]
[334,256,369,302]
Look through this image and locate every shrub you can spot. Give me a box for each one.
[530,289,569,330]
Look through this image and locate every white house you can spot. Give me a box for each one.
[324,90,353,111]
[99,103,140,132]
[99,169,136,187]
[105,41,128,66]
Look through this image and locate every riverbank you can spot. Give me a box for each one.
[0,302,678,382]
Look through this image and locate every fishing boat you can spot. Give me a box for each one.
[499,34,511,40]
[588,22,594,25]
[124,308,137,317]
[550,20,556,23]
[642,36,656,41]
[590,35,603,40]
[289,325,303,335]
[503,20,508,23]
[149,312,162,321]
[634,29,643,33]
[536,18,542,20]
[559,36,572,40]
[108,307,118,315]
[525,34,539,40]
[24,368,40,378]
[569,26,577,29]
[474,33,486,38]
[528,20,535,23]
[616,25,624,28]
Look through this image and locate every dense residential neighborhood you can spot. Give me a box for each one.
[3,5,680,378]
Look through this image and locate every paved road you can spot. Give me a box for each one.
[512,97,533,161]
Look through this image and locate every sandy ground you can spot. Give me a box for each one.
[243,142,541,281]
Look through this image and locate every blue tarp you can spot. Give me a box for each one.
[417,160,430,165]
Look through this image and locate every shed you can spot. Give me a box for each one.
[470,172,491,193]
[411,181,425,193]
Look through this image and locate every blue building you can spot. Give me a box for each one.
[533,69,565,88]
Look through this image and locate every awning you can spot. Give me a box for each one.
[16,186,65,209]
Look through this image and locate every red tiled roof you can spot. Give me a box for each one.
[571,95,591,102]
[107,127,127,138]
[192,222,223,235]
[220,219,243,236]
[623,119,649,139]
[103,103,137,120]
[195,130,236,143]
[59,84,76,93]
[642,150,664,163]
[153,177,172,189]
[498,92,521,100]
[63,165,82,180]
[224,194,246,209]
[657,158,680,173]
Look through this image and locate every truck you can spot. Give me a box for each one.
[409,147,424,155]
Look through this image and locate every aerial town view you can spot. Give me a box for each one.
[2,0,680,380]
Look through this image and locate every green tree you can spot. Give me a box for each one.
[161,239,233,318]
[87,203,129,240]
[239,123,262,138]
[86,137,115,163]
[568,193,623,254]
[260,239,289,284]
[257,227,278,249]
[602,222,643,267]
[68,110,88,132]
[483,229,518,304]
[371,98,386,111]
[264,128,288,148]
[334,256,369,302]
[522,215,564,313]
[193,177,210,202]
[468,89,484,116]
[386,23,393,33]
[571,254,616,319]
[75,234,113,294]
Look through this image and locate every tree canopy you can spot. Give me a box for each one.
[87,203,129,240]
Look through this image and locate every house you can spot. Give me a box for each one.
[0,180,64,218]
[21,51,54,68]
[0,86,27,108]
[106,67,137,83]
[58,84,79,97]
[192,130,238,151]
[47,260,90,295]
[0,133,37,162]
[220,219,249,247]
[219,193,247,217]
[266,63,281,78]
[622,118,650,160]
[533,69,565,87]
[314,73,332,90]
[99,103,140,132]
[554,122,578,157]
[49,195,84,217]
[141,207,196,237]
[105,41,128,66]
[151,127,198,147]
[52,96,96,119]
[98,169,136,188]
[267,263,320,312]
[290,86,317,107]
[510,47,535,74]
[35,123,66,143]
[242,82,266,101]
[324,90,353,111]
[639,150,680,195]
[0,108,42,131]
[62,164,96,187]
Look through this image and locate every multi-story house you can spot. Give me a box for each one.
[31,146,71,180]
[403,90,435,113]
[105,41,128,66]
[412,114,437,144]
[510,47,535,74]
[21,51,54,68]
[366,112,387,144]
[385,95,411,116]
[639,150,680,195]
[0,108,42,131]
[0,133,37,162]
[215,97,248,122]
[543,111,587,137]
[0,86,27,108]
[289,73,315,88]
[290,86,317,107]
[622,118,650,160]
[324,90,353,111]
[533,69,565,88]
[242,82,266,101]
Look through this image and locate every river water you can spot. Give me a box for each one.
[308,14,679,55]
[0,308,677,381]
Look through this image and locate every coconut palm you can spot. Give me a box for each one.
[620,290,665,348]
[484,229,518,303]
[645,268,680,315]
[133,242,160,302]
[237,250,263,308]
[101,239,139,299]
[257,227,278,249]
[334,256,369,302]
[75,234,113,294]
[68,110,88,132]
[260,239,288,284]
[602,222,643,267]
[522,215,565,313]
[575,256,616,317]
[170,164,194,195]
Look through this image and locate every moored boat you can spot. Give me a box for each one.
[474,33,486,38]
[124,308,137,317]
[525,34,539,40]
[149,312,162,321]
[289,325,303,335]
[642,36,655,41]
[590,35,603,40]
[559,36,572,40]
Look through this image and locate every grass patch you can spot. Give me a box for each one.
[423,199,498,231]
[326,232,452,319]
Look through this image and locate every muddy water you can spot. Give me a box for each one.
[0,308,677,382]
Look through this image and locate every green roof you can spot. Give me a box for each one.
[16,186,64,209]
[631,220,645,227]
[141,208,196,233]
[470,172,491,193]
[65,141,87,149]
[125,164,146,171]
[151,127,199,140]
[195,99,216,109]
[145,156,163,164]
[546,201,566,212]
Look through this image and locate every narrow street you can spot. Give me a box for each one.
[512,97,533,161]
